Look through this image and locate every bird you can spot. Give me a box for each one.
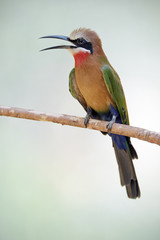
[40,28,140,199]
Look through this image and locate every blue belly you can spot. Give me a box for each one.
[96,105,127,150]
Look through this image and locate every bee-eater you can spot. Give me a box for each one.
[41,28,140,199]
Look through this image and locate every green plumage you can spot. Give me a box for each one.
[102,65,129,125]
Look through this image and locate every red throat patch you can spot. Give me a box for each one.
[73,51,90,67]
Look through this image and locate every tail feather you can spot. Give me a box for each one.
[128,141,138,159]
[113,140,140,199]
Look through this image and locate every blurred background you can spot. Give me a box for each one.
[0,0,160,239]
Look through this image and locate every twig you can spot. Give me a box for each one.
[0,106,160,146]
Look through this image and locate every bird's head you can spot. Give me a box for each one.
[40,28,104,66]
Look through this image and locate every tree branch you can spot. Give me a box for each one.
[0,106,160,146]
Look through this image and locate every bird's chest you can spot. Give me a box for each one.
[75,66,114,112]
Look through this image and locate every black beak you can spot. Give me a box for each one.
[40,35,77,51]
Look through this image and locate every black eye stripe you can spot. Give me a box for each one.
[71,38,93,54]
[82,42,93,54]
[77,38,86,44]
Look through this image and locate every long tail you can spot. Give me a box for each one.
[112,140,140,199]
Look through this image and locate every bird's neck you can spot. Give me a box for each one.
[73,49,111,69]
[73,51,90,67]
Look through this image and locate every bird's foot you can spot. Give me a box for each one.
[106,115,117,132]
[84,107,92,127]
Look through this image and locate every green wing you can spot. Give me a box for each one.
[69,68,87,111]
[102,65,129,125]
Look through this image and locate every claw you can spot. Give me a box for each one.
[106,115,116,132]
[84,107,92,127]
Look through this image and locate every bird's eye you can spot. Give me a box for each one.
[77,38,86,45]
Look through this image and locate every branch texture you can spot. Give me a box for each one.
[0,106,160,146]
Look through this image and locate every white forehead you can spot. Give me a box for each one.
[70,28,90,41]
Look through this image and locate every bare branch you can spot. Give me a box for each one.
[0,106,160,146]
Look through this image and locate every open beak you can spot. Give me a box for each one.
[40,35,77,51]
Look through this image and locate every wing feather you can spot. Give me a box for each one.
[102,65,129,125]
[69,68,87,111]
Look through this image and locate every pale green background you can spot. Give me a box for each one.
[0,0,160,239]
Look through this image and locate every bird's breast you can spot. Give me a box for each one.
[75,65,114,113]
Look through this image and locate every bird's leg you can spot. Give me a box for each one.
[84,107,92,127]
[106,115,117,132]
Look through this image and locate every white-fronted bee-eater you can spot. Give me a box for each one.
[41,28,140,199]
